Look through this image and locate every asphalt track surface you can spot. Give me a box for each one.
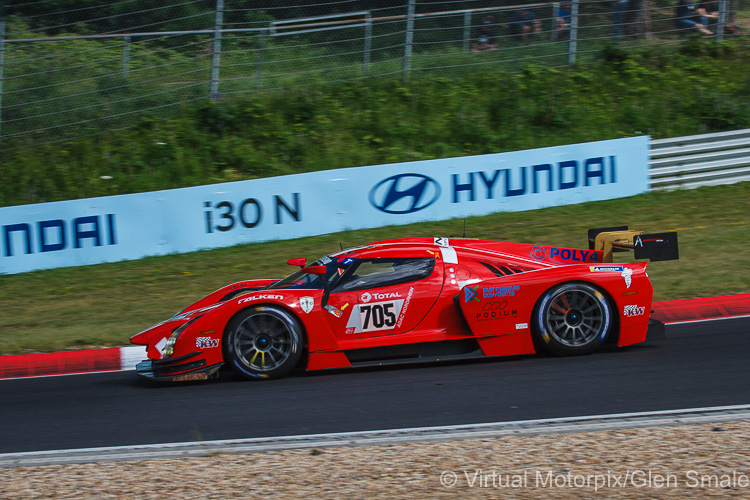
[1,317,748,454]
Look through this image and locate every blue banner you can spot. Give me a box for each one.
[1,136,649,274]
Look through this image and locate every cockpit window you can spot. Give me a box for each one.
[266,256,349,291]
[266,256,435,292]
[333,258,435,292]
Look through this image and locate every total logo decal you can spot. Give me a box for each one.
[196,337,219,349]
[623,305,646,317]
[360,291,401,303]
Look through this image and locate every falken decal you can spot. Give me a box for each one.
[238,294,284,304]
[345,299,405,334]
[300,297,314,314]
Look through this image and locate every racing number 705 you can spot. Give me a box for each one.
[360,303,397,330]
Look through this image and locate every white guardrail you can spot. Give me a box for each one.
[649,128,750,190]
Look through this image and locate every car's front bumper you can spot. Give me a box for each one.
[136,352,223,382]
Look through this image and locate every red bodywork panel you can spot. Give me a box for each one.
[130,238,657,380]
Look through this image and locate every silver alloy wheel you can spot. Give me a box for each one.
[536,283,611,355]
[227,306,303,379]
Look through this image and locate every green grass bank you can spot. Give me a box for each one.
[2,38,750,207]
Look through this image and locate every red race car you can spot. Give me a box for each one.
[130,227,678,382]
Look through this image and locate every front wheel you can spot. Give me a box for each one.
[225,306,304,380]
[533,283,612,356]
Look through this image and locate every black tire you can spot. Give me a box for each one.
[225,306,304,380]
[533,283,612,356]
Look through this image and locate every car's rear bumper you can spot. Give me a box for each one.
[136,352,223,382]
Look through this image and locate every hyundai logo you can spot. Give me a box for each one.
[369,174,441,214]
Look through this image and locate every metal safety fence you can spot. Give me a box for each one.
[0,0,748,148]
[650,128,750,189]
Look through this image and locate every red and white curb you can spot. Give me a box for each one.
[650,293,750,324]
[0,346,145,380]
[1,294,748,380]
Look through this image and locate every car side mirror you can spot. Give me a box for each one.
[301,265,327,275]
[287,258,306,267]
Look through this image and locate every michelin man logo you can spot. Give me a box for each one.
[621,267,633,288]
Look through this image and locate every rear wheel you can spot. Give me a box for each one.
[225,306,304,380]
[534,283,612,356]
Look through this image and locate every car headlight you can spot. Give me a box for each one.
[162,315,202,359]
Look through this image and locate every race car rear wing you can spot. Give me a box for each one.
[588,226,679,263]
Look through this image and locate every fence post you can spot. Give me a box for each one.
[403,0,415,81]
[463,11,472,53]
[717,0,727,42]
[123,35,131,76]
[0,0,7,139]
[551,3,560,41]
[568,0,579,65]
[210,0,223,101]
[364,12,372,76]
[256,29,265,89]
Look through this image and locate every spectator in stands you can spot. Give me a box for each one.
[611,0,629,40]
[555,3,572,39]
[472,16,499,53]
[675,0,713,34]
[697,2,720,24]
[508,8,542,42]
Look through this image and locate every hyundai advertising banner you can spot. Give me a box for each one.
[1,136,649,274]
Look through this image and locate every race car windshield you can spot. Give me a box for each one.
[267,257,347,290]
